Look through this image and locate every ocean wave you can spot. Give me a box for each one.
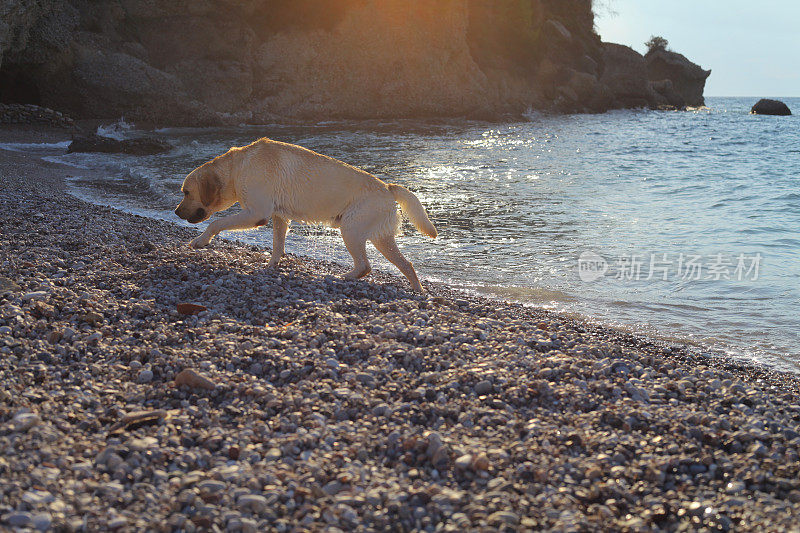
[0,140,71,152]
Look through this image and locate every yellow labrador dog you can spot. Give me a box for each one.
[175,138,437,292]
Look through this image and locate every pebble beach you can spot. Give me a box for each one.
[2,127,800,532]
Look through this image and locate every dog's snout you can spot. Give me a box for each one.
[186,207,206,224]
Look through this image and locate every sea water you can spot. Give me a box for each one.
[24,96,800,372]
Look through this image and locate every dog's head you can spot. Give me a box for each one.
[175,164,222,224]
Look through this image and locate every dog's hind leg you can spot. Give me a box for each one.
[340,226,371,280]
[268,215,289,267]
[371,235,424,293]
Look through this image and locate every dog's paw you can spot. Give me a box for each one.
[189,235,210,249]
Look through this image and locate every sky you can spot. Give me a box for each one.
[593,0,800,97]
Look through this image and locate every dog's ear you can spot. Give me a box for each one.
[199,172,221,207]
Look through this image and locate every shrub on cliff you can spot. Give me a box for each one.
[645,36,669,54]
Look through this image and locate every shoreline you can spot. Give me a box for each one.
[2,125,800,530]
[2,123,792,379]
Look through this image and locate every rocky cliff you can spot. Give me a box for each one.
[645,48,710,108]
[0,0,710,125]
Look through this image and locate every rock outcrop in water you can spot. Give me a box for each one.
[599,43,654,109]
[599,43,711,110]
[645,49,711,108]
[0,0,710,125]
[751,99,792,116]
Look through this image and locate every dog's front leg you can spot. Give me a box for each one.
[189,209,271,249]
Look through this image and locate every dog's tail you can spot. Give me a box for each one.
[388,184,437,238]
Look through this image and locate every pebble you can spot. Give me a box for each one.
[237,494,268,514]
[0,276,21,292]
[7,412,41,432]
[488,510,520,526]
[3,512,31,528]
[726,481,746,494]
[31,513,52,531]
[198,480,226,493]
[137,369,154,383]
[174,368,216,390]
[22,490,54,507]
[21,291,48,301]
[264,448,282,461]
[454,454,473,470]
[472,453,490,471]
[108,516,128,529]
[177,302,207,315]
[474,380,492,395]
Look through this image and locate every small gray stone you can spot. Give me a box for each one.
[22,490,54,507]
[488,510,519,526]
[322,481,344,496]
[22,291,48,301]
[8,412,40,432]
[3,512,32,528]
[108,516,128,529]
[474,380,492,395]
[238,494,268,513]
[31,512,52,531]
[198,479,226,493]
[688,463,707,475]
[426,431,443,457]
[356,372,375,386]
[372,403,390,416]
[137,369,154,383]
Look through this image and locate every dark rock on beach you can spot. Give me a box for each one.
[67,133,171,155]
[0,103,76,129]
[751,98,792,116]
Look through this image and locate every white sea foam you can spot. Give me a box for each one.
[40,155,90,169]
[96,118,134,140]
[0,140,71,152]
